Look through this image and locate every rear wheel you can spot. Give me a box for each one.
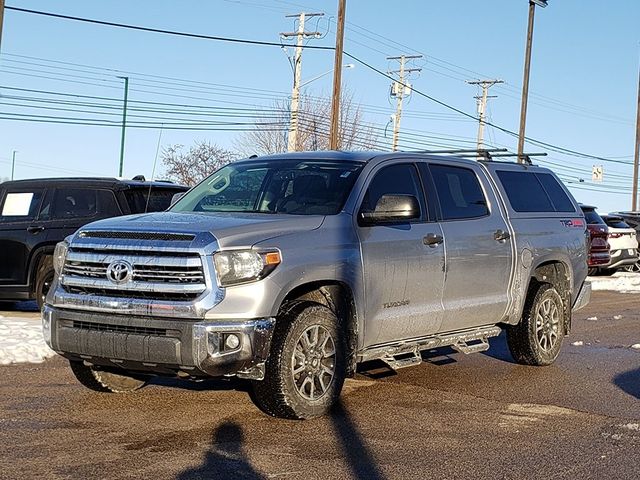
[35,256,54,311]
[69,361,148,393]
[250,302,346,419]
[623,262,640,274]
[506,284,565,366]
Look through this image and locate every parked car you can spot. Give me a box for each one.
[0,177,188,307]
[598,215,639,275]
[580,204,611,276]
[43,152,590,419]
[609,211,640,273]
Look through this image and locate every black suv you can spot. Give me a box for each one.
[0,177,188,307]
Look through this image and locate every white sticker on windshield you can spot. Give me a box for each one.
[340,171,352,178]
[2,193,34,216]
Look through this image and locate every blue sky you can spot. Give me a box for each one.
[1,0,639,213]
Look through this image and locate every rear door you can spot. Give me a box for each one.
[0,187,48,285]
[357,161,445,347]
[427,161,513,332]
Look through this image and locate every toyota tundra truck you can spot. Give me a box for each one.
[43,152,591,419]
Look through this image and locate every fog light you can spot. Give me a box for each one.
[225,334,240,350]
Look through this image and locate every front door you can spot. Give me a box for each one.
[357,162,445,347]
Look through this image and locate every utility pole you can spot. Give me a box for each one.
[467,79,503,152]
[388,54,422,151]
[0,0,5,53]
[11,150,16,180]
[632,61,640,211]
[118,76,129,177]
[281,12,323,152]
[329,0,346,150]
[517,0,547,163]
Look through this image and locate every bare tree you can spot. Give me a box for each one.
[235,90,379,156]
[161,141,237,186]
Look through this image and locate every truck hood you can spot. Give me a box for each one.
[79,211,325,248]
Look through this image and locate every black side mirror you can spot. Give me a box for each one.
[170,192,186,207]
[359,194,420,226]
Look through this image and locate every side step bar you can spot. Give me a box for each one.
[364,325,502,370]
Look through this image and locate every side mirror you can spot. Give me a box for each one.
[170,192,186,207]
[359,194,420,226]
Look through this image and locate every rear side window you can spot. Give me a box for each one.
[0,190,44,221]
[496,171,575,213]
[125,188,183,213]
[430,165,489,220]
[51,188,97,219]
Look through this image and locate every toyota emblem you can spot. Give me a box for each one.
[106,260,133,284]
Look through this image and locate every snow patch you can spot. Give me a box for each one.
[620,423,640,431]
[586,316,598,321]
[631,344,640,350]
[571,341,584,346]
[0,316,55,365]
[613,315,623,320]
[590,272,640,293]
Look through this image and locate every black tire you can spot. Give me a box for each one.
[35,256,55,311]
[595,268,616,276]
[69,361,148,393]
[250,301,346,419]
[506,284,565,366]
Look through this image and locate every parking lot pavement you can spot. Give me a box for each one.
[0,291,638,480]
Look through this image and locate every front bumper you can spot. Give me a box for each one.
[42,305,275,380]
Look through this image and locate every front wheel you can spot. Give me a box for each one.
[69,361,148,393]
[35,256,55,311]
[506,284,566,366]
[250,302,346,419]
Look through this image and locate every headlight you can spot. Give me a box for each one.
[53,240,69,276]
[213,249,281,287]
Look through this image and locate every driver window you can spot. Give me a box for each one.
[360,163,425,220]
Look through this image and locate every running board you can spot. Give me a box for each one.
[381,349,422,370]
[360,325,502,364]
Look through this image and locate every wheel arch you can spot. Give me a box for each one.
[27,243,56,294]
[523,259,572,334]
[278,280,359,377]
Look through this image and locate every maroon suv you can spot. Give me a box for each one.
[580,204,610,274]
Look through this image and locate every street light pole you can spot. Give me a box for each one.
[517,0,547,163]
[118,76,129,177]
[11,150,16,180]
[0,0,5,53]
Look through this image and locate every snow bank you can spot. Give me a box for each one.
[0,316,55,365]
[589,272,640,294]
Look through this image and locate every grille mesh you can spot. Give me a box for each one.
[79,231,195,241]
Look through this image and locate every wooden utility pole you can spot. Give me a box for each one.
[329,0,346,150]
[518,0,547,163]
[387,55,422,151]
[467,79,503,152]
[0,0,5,53]
[281,12,323,152]
[632,62,640,211]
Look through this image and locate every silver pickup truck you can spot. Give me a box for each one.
[43,152,591,419]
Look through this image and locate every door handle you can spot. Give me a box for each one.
[494,229,511,242]
[27,226,45,234]
[423,233,443,247]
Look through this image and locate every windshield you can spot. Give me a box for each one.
[170,159,364,215]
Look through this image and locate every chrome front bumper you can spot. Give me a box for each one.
[42,305,275,380]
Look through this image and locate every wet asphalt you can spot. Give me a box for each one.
[0,291,638,480]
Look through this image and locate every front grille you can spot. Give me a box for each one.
[60,319,176,337]
[78,231,196,242]
[61,248,207,300]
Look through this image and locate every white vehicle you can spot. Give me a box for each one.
[600,215,639,274]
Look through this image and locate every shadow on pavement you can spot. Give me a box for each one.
[151,376,250,393]
[177,421,266,480]
[481,331,515,364]
[331,400,385,480]
[613,367,640,400]
[0,300,39,313]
